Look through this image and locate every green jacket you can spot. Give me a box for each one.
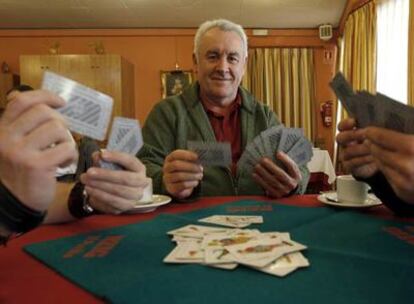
[138,83,309,198]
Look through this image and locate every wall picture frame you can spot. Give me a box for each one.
[161,70,193,98]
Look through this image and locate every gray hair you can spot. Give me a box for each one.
[193,19,248,62]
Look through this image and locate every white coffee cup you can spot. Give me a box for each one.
[136,178,153,205]
[336,175,369,204]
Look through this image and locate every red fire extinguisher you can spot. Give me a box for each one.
[320,101,333,127]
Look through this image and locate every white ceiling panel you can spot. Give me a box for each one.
[0,0,347,29]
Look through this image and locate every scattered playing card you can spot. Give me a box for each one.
[167,225,230,239]
[198,215,263,228]
[42,71,113,141]
[253,252,310,277]
[164,219,309,277]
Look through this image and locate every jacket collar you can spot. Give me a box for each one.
[181,82,255,114]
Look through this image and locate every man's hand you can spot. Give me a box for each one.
[80,151,150,214]
[336,118,378,178]
[253,152,301,198]
[163,150,203,199]
[366,127,414,204]
[0,90,78,212]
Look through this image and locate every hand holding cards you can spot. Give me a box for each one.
[330,72,414,133]
[238,126,313,173]
[42,71,113,141]
[42,71,144,171]
[187,127,313,173]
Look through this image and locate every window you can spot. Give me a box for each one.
[376,0,409,104]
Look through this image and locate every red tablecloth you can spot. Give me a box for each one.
[0,195,397,303]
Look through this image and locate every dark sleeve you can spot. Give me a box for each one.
[74,137,100,181]
[358,172,414,217]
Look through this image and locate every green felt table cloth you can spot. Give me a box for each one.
[25,200,414,304]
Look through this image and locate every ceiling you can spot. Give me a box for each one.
[0,0,347,29]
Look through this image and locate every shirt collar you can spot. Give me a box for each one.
[201,92,241,117]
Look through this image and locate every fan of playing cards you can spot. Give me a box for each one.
[164,216,309,277]
[330,72,414,133]
[188,127,313,171]
[238,126,314,173]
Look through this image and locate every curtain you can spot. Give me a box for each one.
[335,1,377,172]
[242,48,315,140]
[409,0,414,106]
[376,0,409,104]
[341,1,377,94]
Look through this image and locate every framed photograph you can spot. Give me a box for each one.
[161,70,193,98]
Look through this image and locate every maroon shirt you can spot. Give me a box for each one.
[201,94,242,174]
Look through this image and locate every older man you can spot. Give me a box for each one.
[138,19,309,200]
[337,118,414,216]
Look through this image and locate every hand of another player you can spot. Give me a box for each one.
[336,118,378,178]
[163,149,203,199]
[365,127,414,204]
[253,152,301,198]
[80,151,150,214]
[0,90,78,212]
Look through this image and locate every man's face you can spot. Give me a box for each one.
[194,27,247,107]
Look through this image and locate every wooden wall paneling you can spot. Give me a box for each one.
[19,54,135,126]
[121,57,135,118]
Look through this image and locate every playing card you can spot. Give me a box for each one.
[107,117,142,153]
[198,215,263,228]
[187,141,232,167]
[172,235,202,243]
[163,242,204,264]
[253,252,310,277]
[225,238,307,268]
[260,232,291,242]
[252,135,266,158]
[224,238,284,268]
[329,72,356,116]
[260,125,284,159]
[278,128,303,154]
[201,229,261,250]
[42,71,113,141]
[100,117,143,170]
[208,262,238,270]
[237,149,258,174]
[352,92,376,129]
[167,225,230,239]
[287,137,313,166]
[377,93,411,133]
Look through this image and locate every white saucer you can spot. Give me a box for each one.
[317,191,382,208]
[124,195,172,214]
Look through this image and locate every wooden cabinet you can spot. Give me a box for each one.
[20,54,135,119]
[0,73,18,110]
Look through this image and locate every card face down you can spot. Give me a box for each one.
[100,117,143,170]
[187,141,232,167]
[42,71,113,141]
